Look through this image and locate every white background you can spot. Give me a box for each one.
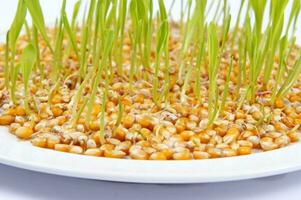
[1,0,301,199]
[0,163,301,200]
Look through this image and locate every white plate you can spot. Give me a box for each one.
[0,126,300,184]
[1,0,301,184]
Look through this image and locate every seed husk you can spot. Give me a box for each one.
[15,127,33,139]
[84,148,103,157]
[149,152,167,160]
[0,115,15,125]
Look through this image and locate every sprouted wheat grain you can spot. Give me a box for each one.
[0,0,301,160]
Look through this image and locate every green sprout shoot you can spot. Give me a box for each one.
[20,44,37,113]
[276,51,301,98]
[116,0,127,75]
[86,30,115,124]
[6,0,27,97]
[24,0,53,53]
[115,96,124,128]
[207,23,219,126]
[152,0,168,105]
[220,57,233,115]
[99,92,106,145]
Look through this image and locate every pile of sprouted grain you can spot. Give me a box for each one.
[0,0,301,160]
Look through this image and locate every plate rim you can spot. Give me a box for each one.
[0,127,301,184]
